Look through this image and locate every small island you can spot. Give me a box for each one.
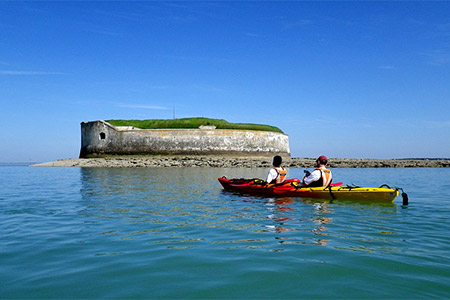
[33,117,450,168]
[79,118,291,158]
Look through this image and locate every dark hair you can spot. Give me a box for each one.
[273,155,282,167]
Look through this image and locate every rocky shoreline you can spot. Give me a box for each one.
[33,156,450,168]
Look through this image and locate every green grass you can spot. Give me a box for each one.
[106,117,284,133]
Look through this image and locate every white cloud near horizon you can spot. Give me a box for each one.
[160,54,236,64]
[378,65,396,70]
[422,120,450,128]
[115,103,169,110]
[423,50,450,66]
[245,32,264,38]
[0,70,66,75]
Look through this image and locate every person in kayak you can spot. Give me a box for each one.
[303,155,332,187]
[266,155,287,184]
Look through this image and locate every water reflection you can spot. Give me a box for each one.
[79,168,262,251]
[310,202,332,246]
[260,196,333,249]
[78,168,404,254]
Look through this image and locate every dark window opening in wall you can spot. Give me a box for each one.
[100,132,106,140]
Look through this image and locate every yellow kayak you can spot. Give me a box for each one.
[219,178,408,204]
[280,183,399,202]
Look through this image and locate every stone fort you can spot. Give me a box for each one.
[79,120,290,158]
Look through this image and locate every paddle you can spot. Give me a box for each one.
[271,181,344,194]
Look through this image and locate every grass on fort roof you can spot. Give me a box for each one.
[106,117,284,133]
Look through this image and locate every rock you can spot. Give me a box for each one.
[32,156,450,168]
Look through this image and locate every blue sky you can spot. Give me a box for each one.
[1,1,449,162]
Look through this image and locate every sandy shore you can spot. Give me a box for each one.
[33,156,450,168]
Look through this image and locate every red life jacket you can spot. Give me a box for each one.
[273,167,287,184]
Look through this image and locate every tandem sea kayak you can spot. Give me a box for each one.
[218,177,408,204]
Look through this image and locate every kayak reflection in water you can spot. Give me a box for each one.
[303,155,333,187]
[266,155,288,184]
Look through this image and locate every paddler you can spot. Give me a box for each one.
[303,155,333,187]
[266,155,288,184]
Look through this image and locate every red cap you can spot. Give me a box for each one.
[317,155,328,164]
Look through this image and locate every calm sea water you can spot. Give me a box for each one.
[1,166,450,299]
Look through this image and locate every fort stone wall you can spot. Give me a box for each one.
[80,120,291,158]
